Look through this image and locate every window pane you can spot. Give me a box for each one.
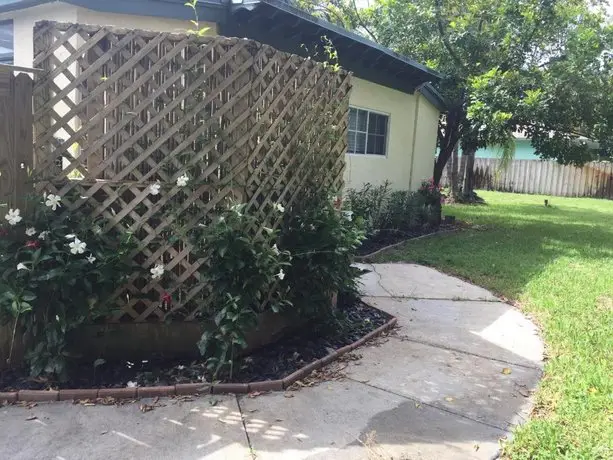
[0,21,13,64]
[356,109,367,131]
[348,108,357,131]
[377,115,388,135]
[347,129,356,153]
[374,135,386,155]
[355,132,366,154]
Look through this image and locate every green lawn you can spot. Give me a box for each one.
[373,191,613,460]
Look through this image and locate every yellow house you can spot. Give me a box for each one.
[0,0,445,192]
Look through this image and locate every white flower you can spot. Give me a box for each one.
[68,237,87,255]
[218,216,225,223]
[126,381,138,388]
[25,227,36,236]
[17,263,28,271]
[45,194,62,211]
[274,203,285,213]
[276,269,285,280]
[65,234,76,240]
[38,231,50,240]
[5,209,22,226]
[272,244,280,255]
[150,264,164,280]
[343,210,354,221]
[176,365,186,371]
[86,254,96,264]
[176,174,189,187]
[149,182,161,196]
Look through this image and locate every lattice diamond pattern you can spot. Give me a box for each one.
[32,22,351,322]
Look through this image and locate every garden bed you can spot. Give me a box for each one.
[0,298,392,393]
[356,224,457,257]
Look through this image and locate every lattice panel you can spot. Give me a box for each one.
[31,22,351,322]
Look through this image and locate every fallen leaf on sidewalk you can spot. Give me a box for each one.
[444,397,454,402]
[247,392,264,398]
[140,404,154,413]
[502,368,512,375]
[474,444,480,451]
[284,393,294,398]
[26,415,37,421]
[100,430,108,435]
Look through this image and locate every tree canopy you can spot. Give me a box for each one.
[297,0,613,189]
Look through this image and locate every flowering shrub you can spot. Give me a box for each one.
[0,194,135,380]
[417,178,444,206]
[192,202,291,378]
[280,187,365,318]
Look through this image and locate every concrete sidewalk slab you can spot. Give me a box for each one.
[240,380,503,460]
[357,263,499,301]
[365,296,544,366]
[345,338,541,430]
[0,395,250,460]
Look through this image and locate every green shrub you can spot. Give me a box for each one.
[0,194,135,380]
[191,202,291,378]
[346,178,441,234]
[280,188,366,318]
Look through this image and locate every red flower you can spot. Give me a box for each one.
[332,196,343,210]
[161,291,172,307]
[25,240,40,249]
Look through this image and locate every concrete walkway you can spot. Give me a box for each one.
[0,264,543,460]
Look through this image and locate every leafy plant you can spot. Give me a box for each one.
[0,194,135,381]
[280,187,365,318]
[192,203,291,378]
[345,181,391,235]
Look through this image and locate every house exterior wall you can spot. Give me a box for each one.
[345,77,440,192]
[410,93,440,187]
[0,2,217,68]
[0,2,78,68]
[75,7,217,35]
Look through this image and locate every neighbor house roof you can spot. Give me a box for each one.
[0,0,446,109]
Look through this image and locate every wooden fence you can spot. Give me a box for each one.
[441,158,613,199]
[0,67,33,210]
[29,21,351,322]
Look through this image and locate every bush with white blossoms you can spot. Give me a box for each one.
[191,201,291,378]
[0,193,135,380]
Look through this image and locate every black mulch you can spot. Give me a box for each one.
[357,227,436,256]
[0,298,392,392]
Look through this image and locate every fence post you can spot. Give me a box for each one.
[0,68,33,211]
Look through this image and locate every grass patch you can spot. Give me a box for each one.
[373,191,613,459]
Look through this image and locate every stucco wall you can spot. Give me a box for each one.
[75,8,217,35]
[0,2,78,68]
[410,93,440,187]
[0,2,217,68]
[345,77,440,192]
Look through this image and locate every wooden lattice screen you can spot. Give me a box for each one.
[31,21,351,322]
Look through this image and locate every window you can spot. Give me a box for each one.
[347,107,389,156]
[0,20,13,65]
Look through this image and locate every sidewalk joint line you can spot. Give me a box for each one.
[347,377,509,432]
[235,395,256,459]
[389,335,543,371]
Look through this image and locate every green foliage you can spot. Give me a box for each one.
[345,181,392,234]
[299,0,613,185]
[192,203,291,378]
[346,179,441,235]
[280,187,365,316]
[0,195,135,381]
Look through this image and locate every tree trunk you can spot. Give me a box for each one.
[462,148,477,198]
[450,144,459,200]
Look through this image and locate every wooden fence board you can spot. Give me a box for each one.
[442,158,613,199]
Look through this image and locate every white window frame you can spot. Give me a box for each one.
[347,106,390,158]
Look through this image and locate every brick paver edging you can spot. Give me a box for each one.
[0,316,397,403]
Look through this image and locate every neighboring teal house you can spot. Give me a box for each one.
[476,138,540,160]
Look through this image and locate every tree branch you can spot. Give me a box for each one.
[350,0,378,42]
[434,0,465,70]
